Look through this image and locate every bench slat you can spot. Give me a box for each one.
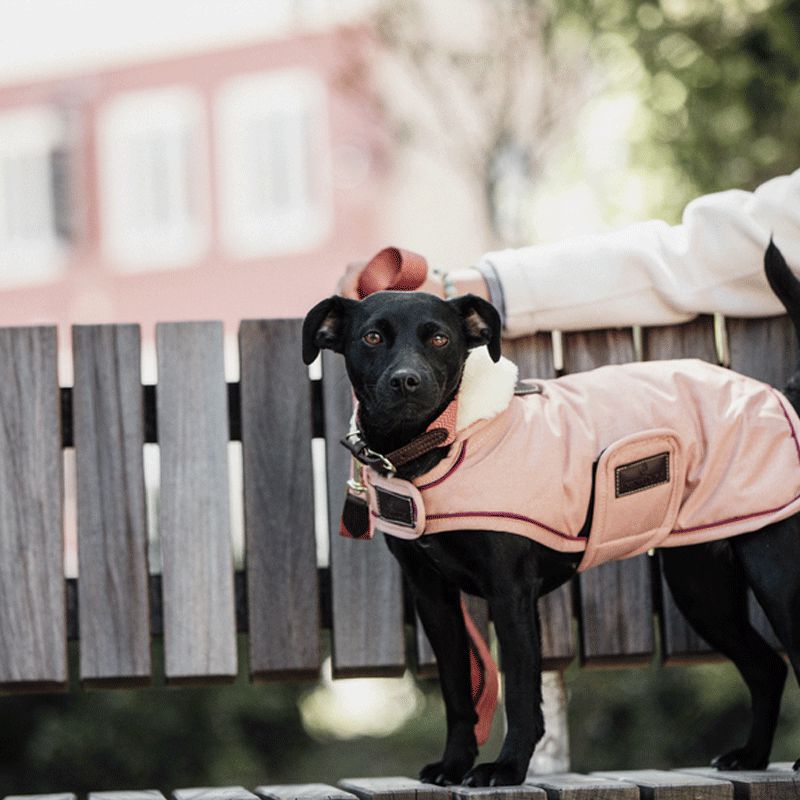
[322,352,405,677]
[563,329,654,665]
[174,789,259,800]
[73,324,151,685]
[156,322,237,682]
[506,332,574,669]
[449,788,546,800]
[240,319,320,680]
[5,795,76,800]
[89,793,167,800]
[256,785,358,800]
[727,315,796,652]
[642,317,719,663]
[526,772,638,800]
[0,326,66,689]
[594,769,733,800]
[337,778,448,800]
[678,766,800,800]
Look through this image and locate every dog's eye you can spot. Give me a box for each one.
[430,334,449,348]
[363,331,383,346]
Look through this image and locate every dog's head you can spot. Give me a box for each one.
[302,291,501,442]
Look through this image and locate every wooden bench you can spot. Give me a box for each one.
[1,313,798,798]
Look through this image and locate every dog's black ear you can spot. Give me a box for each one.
[302,296,358,364]
[449,294,502,362]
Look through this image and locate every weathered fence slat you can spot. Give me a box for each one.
[562,329,654,665]
[502,333,576,668]
[322,352,406,677]
[256,786,359,800]
[595,770,733,800]
[726,315,797,652]
[0,326,66,689]
[156,322,237,682]
[526,772,638,800]
[240,319,320,680]
[508,332,575,668]
[642,317,718,663]
[73,324,151,686]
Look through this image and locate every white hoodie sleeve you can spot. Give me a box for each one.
[476,169,800,337]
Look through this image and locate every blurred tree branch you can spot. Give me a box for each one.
[367,0,595,247]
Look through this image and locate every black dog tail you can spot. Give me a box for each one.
[764,237,800,409]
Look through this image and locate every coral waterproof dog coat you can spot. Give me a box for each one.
[346,349,800,571]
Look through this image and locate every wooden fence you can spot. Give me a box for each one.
[0,313,796,693]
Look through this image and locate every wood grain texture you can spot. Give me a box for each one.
[73,325,151,685]
[726,316,797,652]
[256,786,358,800]
[562,330,654,665]
[5,795,76,800]
[337,778,448,800]
[642,317,719,663]
[594,770,733,800]
[0,326,66,688]
[156,322,237,682]
[449,787,546,800]
[678,767,800,800]
[526,772,638,800]
[173,789,258,800]
[508,332,574,668]
[322,351,405,677]
[240,319,320,680]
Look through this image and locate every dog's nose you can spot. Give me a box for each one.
[390,368,422,395]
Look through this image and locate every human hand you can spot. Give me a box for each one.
[337,247,444,299]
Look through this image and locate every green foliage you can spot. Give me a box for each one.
[565,0,800,218]
[567,658,800,770]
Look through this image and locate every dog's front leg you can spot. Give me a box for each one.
[386,539,477,785]
[464,590,542,787]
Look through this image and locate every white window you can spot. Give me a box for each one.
[0,106,70,286]
[98,87,209,272]
[216,69,331,258]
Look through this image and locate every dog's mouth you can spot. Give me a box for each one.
[358,386,450,442]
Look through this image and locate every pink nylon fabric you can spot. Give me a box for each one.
[414,359,800,570]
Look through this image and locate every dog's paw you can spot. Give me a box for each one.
[711,747,769,771]
[462,760,526,787]
[419,757,472,786]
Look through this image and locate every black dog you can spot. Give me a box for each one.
[302,243,800,786]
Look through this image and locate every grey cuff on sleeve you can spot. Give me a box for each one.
[474,259,507,329]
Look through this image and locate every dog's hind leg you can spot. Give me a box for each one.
[732,516,800,770]
[661,542,788,770]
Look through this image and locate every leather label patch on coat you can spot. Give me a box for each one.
[615,452,670,497]
[375,486,417,527]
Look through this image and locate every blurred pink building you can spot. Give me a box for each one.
[0,26,386,338]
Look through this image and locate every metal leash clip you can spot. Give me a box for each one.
[341,429,397,475]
